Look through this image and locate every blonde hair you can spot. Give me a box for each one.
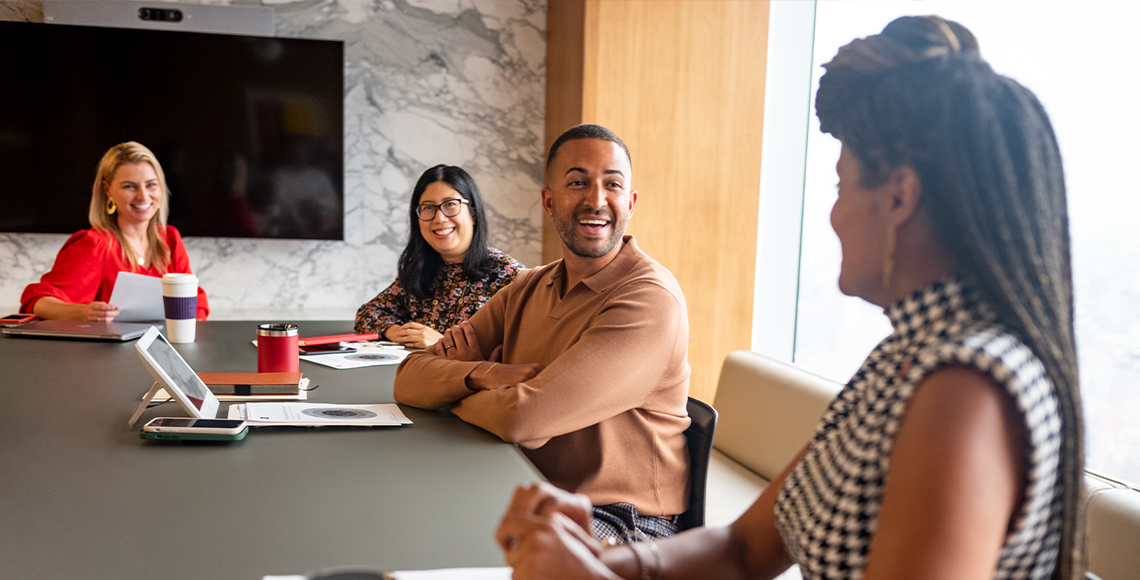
[87,142,173,272]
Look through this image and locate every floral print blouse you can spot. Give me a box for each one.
[354,248,523,336]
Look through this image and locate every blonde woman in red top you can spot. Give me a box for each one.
[21,141,209,321]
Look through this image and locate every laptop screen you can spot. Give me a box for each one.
[143,333,211,410]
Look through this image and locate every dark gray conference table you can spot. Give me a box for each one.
[0,320,543,579]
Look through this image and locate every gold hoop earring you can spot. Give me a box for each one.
[882,226,896,289]
[105,198,117,215]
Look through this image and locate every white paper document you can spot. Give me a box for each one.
[263,569,510,580]
[300,347,410,369]
[229,402,412,427]
[109,272,165,322]
[385,568,512,580]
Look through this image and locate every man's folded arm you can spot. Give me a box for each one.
[392,287,509,409]
[393,354,486,409]
[452,281,687,447]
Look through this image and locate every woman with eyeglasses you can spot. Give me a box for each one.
[494,15,1086,580]
[355,165,523,348]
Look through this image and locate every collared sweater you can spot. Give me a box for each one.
[395,236,691,516]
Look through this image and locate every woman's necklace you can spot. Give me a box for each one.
[128,238,148,267]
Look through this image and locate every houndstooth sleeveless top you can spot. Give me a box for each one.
[774,278,1063,580]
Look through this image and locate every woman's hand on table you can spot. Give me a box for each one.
[384,322,442,349]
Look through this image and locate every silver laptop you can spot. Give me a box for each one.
[1,320,159,341]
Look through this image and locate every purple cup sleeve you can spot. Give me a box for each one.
[163,295,197,320]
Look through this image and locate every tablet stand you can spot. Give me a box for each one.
[128,381,166,429]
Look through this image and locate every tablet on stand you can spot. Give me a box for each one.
[128,326,220,428]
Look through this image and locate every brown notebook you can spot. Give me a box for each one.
[196,372,304,395]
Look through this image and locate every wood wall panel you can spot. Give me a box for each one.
[544,0,770,403]
[542,0,584,265]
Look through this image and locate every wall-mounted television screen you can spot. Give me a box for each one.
[0,21,344,240]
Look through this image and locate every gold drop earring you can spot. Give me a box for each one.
[105,197,117,215]
[882,226,896,290]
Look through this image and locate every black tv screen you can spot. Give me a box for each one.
[0,21,344,240]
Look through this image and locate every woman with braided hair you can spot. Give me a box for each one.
[494,15,1086,580]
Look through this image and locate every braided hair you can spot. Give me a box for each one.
[816,16,1085,580]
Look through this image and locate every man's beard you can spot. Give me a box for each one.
[552,207,626,258]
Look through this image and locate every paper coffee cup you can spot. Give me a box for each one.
[162,273,198,343]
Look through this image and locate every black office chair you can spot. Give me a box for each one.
[678,397,718,530]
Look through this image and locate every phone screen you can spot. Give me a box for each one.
[1,314,31,321]
[151,418,245,429]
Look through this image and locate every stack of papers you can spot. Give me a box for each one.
[229,402,412,427]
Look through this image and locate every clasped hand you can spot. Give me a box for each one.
[430,321,543,390]
[496,483,615,580]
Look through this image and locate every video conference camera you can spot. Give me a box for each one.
[138,7,183,22]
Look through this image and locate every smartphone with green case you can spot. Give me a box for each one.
[141,417,248,441]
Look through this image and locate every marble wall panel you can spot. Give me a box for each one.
[0,0,545,319]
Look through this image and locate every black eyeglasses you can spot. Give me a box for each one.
[415,198,470,221]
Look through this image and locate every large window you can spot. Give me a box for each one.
[757,1,1140,485]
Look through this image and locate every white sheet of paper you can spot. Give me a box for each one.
[386,568,512,580]
[262,570,511,580]
[108,272,165,322]
[231,402,412,426]
[300,347,409,369]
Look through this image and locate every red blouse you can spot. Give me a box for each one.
[20,226,210,319]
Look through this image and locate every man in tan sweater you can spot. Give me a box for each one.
[394,124,690,541]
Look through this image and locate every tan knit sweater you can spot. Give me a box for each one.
[394,236,691,516]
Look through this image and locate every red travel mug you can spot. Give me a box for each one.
[257,323,299,373]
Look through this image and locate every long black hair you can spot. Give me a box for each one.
[398,164,492,298]
[816,16,1084,580]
